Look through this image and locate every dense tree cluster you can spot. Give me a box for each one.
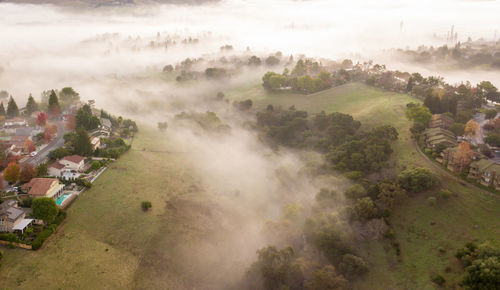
[76,104,100,131]
[456,243,500,289]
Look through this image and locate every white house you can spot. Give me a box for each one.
[90,136,101,151]
[48,161,65,177]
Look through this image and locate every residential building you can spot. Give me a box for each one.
[59,155,85,171]
[21,178,65,199]
[468,159,500,189]
[0,200,25,232]
[423,127,457,149]
[3,118,28,128]
[48,162,66,177]
[441,146,485,173]
[428,114,454,129]
[100,118,112,132]
[90,136,101,151]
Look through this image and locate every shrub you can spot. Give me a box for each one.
[339,254,369,278]
[398,167,438,193]
[430,274,446,286]
[32,227,55,250]
[439,189,452,199]
[344,184,367,199]
[141,201,152,211]
[52,210,67,226]
[0,233,20,243]
[427,196,437,206]
[0,249,3,261]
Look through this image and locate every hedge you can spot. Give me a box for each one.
[32,227,54,250]
[0,233,20,243]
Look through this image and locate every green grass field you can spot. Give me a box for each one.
[1,82,499,289]
[0,127,203,289]
[228,82,500,289]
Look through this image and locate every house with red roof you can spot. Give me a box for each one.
[21,178,65,199]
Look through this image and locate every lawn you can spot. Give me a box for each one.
[228,82,500,289]
[0,127,201,289]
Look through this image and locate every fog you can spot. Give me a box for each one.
[1,0,500,106]
[1,0,500,288]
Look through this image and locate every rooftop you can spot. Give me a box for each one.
[62,155,85,164]
[21,178,60,196]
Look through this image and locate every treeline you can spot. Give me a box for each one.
[257,107,398,178]
[262,59,353,94]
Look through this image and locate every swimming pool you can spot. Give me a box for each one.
[56,193,73,206]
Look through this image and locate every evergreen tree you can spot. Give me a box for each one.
[48,90,60,116]
[74,126,93,156]
[0,102,6,117]
[6,96,19,118]
[26,94,38,115]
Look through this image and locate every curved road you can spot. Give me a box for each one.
[22,121,67,166]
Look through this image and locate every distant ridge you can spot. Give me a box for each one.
[1,0,219,7]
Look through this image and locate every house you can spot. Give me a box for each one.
[3,118,28,128]
[90,136,101,151]
[21,178,65,199]
[59,155,85,171]
[428,114,454,129]
[0,200,25,232]
[48,161,66,177]
[100,118,112,132]
[423,127,457,149]
[468,159,500,189]
[441,146,485,173]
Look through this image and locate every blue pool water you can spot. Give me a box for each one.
[56,194,72,206]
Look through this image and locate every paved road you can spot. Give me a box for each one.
[23,121,67,166]
[412,139,498,198]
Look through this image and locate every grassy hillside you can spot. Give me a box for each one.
[0,127,203,289]
[1,82,499,289]
[228,82,500,288]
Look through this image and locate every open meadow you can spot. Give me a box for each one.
[1,82,499,289]
[228,82,500,288]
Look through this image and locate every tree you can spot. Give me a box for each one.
[157,122,168,132]
[74,127,93,156]
[397,167,438,193]
[76,104,100,130]
[405,103,432,125]
[23,139,35,153]
[0,103,5,117]
[141,201,152,211]
[353,197,377,220]
[376,181,407,209]
[250,246,297,290]
[485,133,500,147]
[448,123,465,136]
[464,120,480,139]
[59,87,80,108]
[339,254,369,279]
[44,124,58,142]
[248,55,262,66]
[3,162,20,183]
[265,56,280,66]
[19,163,37,183]
[304,265,347,290]
[35,112,48,127]
[48,90,60,117]
[36,163,48,177]
[485,109,497,119]
[477,81,500,102]
[25,94,38,115]
[6,96,19,118]
[32,197,59,224]
[453,141,474,172]
[344,184,367,199]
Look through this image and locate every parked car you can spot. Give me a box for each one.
[30,151,37,157]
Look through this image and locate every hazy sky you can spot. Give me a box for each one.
[0,0,499,106]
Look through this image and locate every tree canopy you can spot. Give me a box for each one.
[32,197,59,224]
